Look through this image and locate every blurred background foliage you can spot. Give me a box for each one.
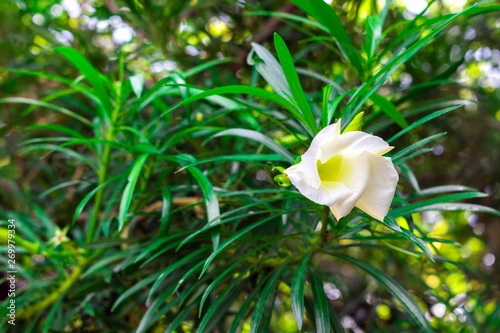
[0,0,499,332]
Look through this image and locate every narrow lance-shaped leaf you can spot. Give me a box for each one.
[290,0,365,78]
[208,128,296,163]
[118,154,149,231]
[54,47,113,116]
[308,271,331,333]
[291,253,312,330]
[248,42,292,99]
[250,264,288,332]
[390,191,488,217]
[274,33,317,133]
[184,165,221,250]
[388,104,462,143]
[129,74,144,98]
[364,15,383,62]
[147,246,210,301]
[370,93,408,128]
[164,85,308,133]
[199,216,275,278]
[111,272,162,312]
[199,243,271,316]
[342,4,475,127]
[197,275,248,333]
[0,97,93,126]
[392,132,447,161]
[334,254,432,332]
[321,85,333,128]
[415,185,477,197]
[342,111,365,133]
[158,187,172,237]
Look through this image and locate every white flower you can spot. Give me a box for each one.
[284,120,398,221]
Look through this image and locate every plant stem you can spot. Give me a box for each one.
[17,255,90,319]
[320,205,330,243]
[86,133,113,243]
[86,102,121,243]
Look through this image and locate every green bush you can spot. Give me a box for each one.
[1,0,499,332]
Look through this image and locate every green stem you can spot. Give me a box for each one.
[320,205,330,243]
[18,248,106,319]
[18,255,89,319]
[86,100,121,243]
[86,147,110,242]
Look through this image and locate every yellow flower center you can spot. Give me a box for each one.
[316,155,343,182]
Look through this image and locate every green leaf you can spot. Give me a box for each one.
[248,42,292,99]
[394,147,434,165]
[111,272,162,312]
[400,203,500,217]
[392,132,447,161]
[415,185,477,197]
[147,246,210,301]
[172,261,204,294]
[399,226,435,262]
[343,3,473,126]
[308,272,332,333]
[197,275,248,333]
[370,93,408,128]
[129,74,144,98]
[30,124,88,140]
[291,252,312,330]
[378,217,402,233]
[5,68,103,109]
[118,154,149,231]
[388,104,462,143]
[342,111,364,133]
[0,97,92,126]
[164,85,307,132]
[82,251,131,278]
[246,10,329,33]
[327,90,352,126]
[181,57,234,78]
[158,188,172,237]
[390,192,488,217]
[54,47,113,113]
[334,254,432,332]
[38,180,84,200]
[250,265,287,332]
[379,216,434,262]
[199,216,275,278]
[199,243,270,315]
[290,0,365,78]
[208,128,296,163]
[175,154,286,173]
[364,15,383,62]
[20,143,97,171]
[274,33,317,133]
[399,163,421,192]
[73,174,126,224]
[137,284,179,333]
[228,280,261,333]
[321,85,333,128]
[184,165,221,249]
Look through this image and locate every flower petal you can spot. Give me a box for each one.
[328,151,371,219]
[355,154,399,221]
[307,181,353,206]
[318,131,393,162]
[286,163,352,206]
[290,121,342,189]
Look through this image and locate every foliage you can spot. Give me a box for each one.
[0,0,499,332]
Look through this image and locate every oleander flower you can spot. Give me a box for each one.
[284,119,398,221]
